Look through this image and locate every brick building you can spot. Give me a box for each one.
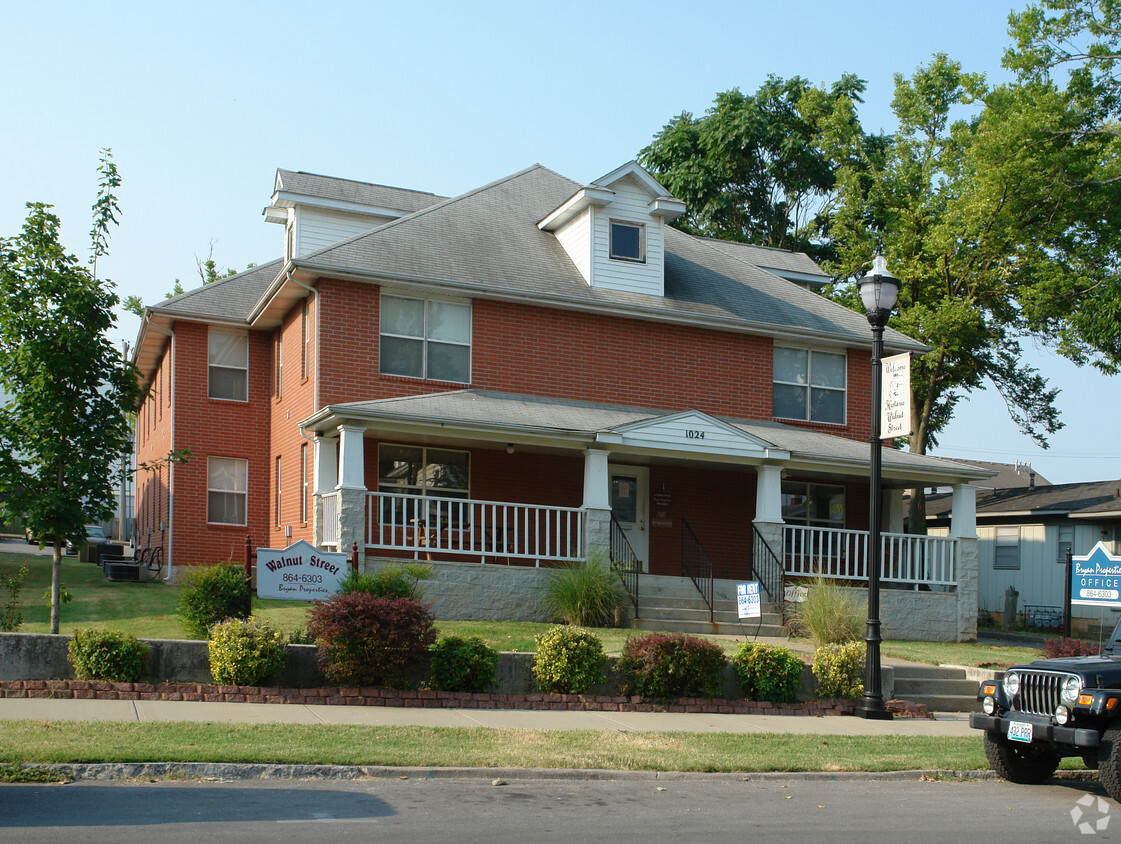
[132,161,986,637]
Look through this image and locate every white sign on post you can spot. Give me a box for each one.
[737,582,761,619]
[256,539,349,601]
[881,352,911,439]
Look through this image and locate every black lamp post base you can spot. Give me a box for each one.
[854,700,894,720]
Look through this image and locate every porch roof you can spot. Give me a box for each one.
[300,389,991,487]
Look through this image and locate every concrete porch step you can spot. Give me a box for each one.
[890,665,979,712]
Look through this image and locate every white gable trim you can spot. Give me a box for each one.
[591,161,674,199]
[538,186,614,232]
[610,410,789,459]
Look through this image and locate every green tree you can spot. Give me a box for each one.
[639,74,868,261]
[0,150,142,632]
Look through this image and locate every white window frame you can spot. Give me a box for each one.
[772,346,847,425]
[275,455,283,527]
[300,443,309,524]
[1057,525,1074,565]
[609,220,645,263]
[208,329,249,402]
[207,457,248,526]
[379,294,471,383]
[994,526,1020,570]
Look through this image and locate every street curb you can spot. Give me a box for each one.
[15,762,1100,784]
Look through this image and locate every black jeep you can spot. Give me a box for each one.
[971,619,1121,800]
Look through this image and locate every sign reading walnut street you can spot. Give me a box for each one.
[1071,542,1121,609]
[256,539,348,601]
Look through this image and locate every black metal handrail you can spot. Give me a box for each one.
[751,523,785,621]
[681,518,713,622]
[609,514,640,615]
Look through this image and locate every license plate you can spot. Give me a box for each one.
[1008,721,1033,743]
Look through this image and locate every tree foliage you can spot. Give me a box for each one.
[0,150,142,632]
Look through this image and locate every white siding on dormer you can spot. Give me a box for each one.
[554,207,592,283]
[294,207,394,256]
[589,176,664,297]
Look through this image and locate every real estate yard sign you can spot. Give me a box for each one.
[257,539,348,601]
[1071,542,1121,608]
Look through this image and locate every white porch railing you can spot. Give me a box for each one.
[783,524,958,588]
[322,492,340,546]
[366,491,584,565]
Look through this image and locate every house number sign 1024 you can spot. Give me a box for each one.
[685,430,705,439]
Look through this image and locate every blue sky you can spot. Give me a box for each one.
[3,0,1118,484]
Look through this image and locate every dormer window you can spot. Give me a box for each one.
[610,221,645,263]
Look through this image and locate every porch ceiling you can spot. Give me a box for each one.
[299,388,991,486]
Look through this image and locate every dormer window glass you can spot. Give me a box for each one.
[610,221,645,263]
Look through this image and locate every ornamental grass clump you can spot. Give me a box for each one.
[307,592,436,688]
[67,629,149,683]
[785,576,866,649]
[730,642,805,703]
[813,641,865,700]
[429,635,500,693]
[531,625,608,694]
[542,557,629,628]
[208,617,289,686]
[616,632,727,699]
[176,562,252,639]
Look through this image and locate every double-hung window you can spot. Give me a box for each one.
[994,526,1020,570]
[208,457,248,526]
[380,295,470,383]
[773,347,846,424]
[209,330,248,401]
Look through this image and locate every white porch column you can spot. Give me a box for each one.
[950,483,977,538]
[582,449,611,566]
[335,425,367,560]
[311,434,338,547]
[885,489,905,533]
[754,465,784,523]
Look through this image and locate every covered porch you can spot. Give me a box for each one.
[301,390,988,641]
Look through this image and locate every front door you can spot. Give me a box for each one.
[610,465,649,571]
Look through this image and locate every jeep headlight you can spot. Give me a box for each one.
[1062,675,1083,705]
[1003,671,1020,699]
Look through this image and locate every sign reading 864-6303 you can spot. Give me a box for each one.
[1071,542,1121,609]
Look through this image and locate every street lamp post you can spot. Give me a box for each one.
[855,255,900,721]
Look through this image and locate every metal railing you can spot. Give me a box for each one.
[680,517,714,622]
[366,491,584,565]
[321,492,340,546]
[750,524,785,608]
[783,524,958,588]
[609,514,640,615]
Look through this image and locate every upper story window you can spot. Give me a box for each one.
[208,329,248,402]
[380,295,470,383]
[609,221,645,263]
[773,347,846,425]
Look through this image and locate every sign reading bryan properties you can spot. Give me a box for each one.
[1071,542,1121,609]
[881,352,910,439]
[256,539,348,601]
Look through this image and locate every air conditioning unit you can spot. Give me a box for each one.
[104,562,142,582]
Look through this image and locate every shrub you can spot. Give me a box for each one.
[616,632,727,699]
[67,629,149,682]
[339,563,432,600]
[429,635,499,693]
[785,577,866,649]
[1043,637,1103,658]
[0,563,28,631]
[730,642,804,702]
[813,642,865,700]
[176,563,252,639]
[532,625,608,694]
[208,617,289,686]
[307,592,436,687]
[542,556,629,628]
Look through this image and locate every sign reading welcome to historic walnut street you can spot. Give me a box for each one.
[256,539,348,601]
[1071,542,1121,609]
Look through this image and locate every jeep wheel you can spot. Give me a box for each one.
[1097,728,1121,802]
[983,731,1060,784]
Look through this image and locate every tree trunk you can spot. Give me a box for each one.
[50,538,62,634]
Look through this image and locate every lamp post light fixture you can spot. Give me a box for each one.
[855,255,901,721]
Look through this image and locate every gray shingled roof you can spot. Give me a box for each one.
[153,259,284,323]
[695,237,830,280]
[927,479,1121,519]
[311,389,982,481]
[295,164,923,351]
[275,170,446,215]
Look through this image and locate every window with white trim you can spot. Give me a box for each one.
[379,295,470,383]
[300,443,308,524]
[994,526,1020,569]
[207,457,248,525]
[208,329,248,401]
[781,482,846,527]
[609,220,645,262]
[773,347,846,424]
[1057,525,1074,565]
[275,456,283,526]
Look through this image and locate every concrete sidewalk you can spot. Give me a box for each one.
[0,696,975,737]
